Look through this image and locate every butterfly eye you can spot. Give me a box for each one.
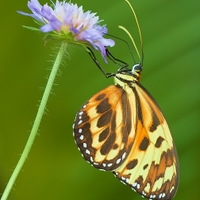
[132,63,142,73]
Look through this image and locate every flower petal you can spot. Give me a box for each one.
[18,0,115,62]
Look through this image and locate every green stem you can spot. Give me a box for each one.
[1,42,67,200]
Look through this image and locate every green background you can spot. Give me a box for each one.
[0,0,199,199]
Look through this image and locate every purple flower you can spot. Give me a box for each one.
[18,0,115,62]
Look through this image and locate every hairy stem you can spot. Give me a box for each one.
[1,42,67,200]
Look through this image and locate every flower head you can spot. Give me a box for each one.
[18,0,115,62]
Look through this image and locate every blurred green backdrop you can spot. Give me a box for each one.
[0,0,199,199]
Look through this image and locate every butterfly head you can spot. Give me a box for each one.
[114,63,142,87]
[132,63,142,73]
[132,63,142,80]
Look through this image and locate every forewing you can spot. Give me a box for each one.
[113,83,179,200]
[73,85,137,171]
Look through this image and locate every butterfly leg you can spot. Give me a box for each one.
[105,48,129,69]
[87,47,129,78]
[87,47,115,78]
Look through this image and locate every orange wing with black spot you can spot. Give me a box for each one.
[74,85,136,171]
[73,71,179,200]
[112,82,179,200]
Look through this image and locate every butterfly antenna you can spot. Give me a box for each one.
[118,0,144,66]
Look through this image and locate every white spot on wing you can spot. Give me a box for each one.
[132,182,137,187]
[107,163,112,167]
[79,135,84,140]
[83,143,87,148]
[170,186,175,193]
[132,182,140,189]
[116,158,121,164]
[85,149,90,154]
[125,178,130,183]
[142,191,146,196]
[78,120,83,125]
[90,156,93,162]
[162,193,166,198]
[122,152,126,160]
[79,111,83,115]
[78,129,82,133]
[159,193,166,199]
[93,162,99,166]
[150,194,156,199]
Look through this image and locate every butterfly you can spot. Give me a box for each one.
[73,1,179,199]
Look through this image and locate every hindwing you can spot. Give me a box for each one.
[74,85,137,171]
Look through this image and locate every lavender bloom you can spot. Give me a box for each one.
[18,0,115,62]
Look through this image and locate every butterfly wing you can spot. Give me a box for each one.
[113,82,179,200]
[73,85,137,171]
[73,81,179,200]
